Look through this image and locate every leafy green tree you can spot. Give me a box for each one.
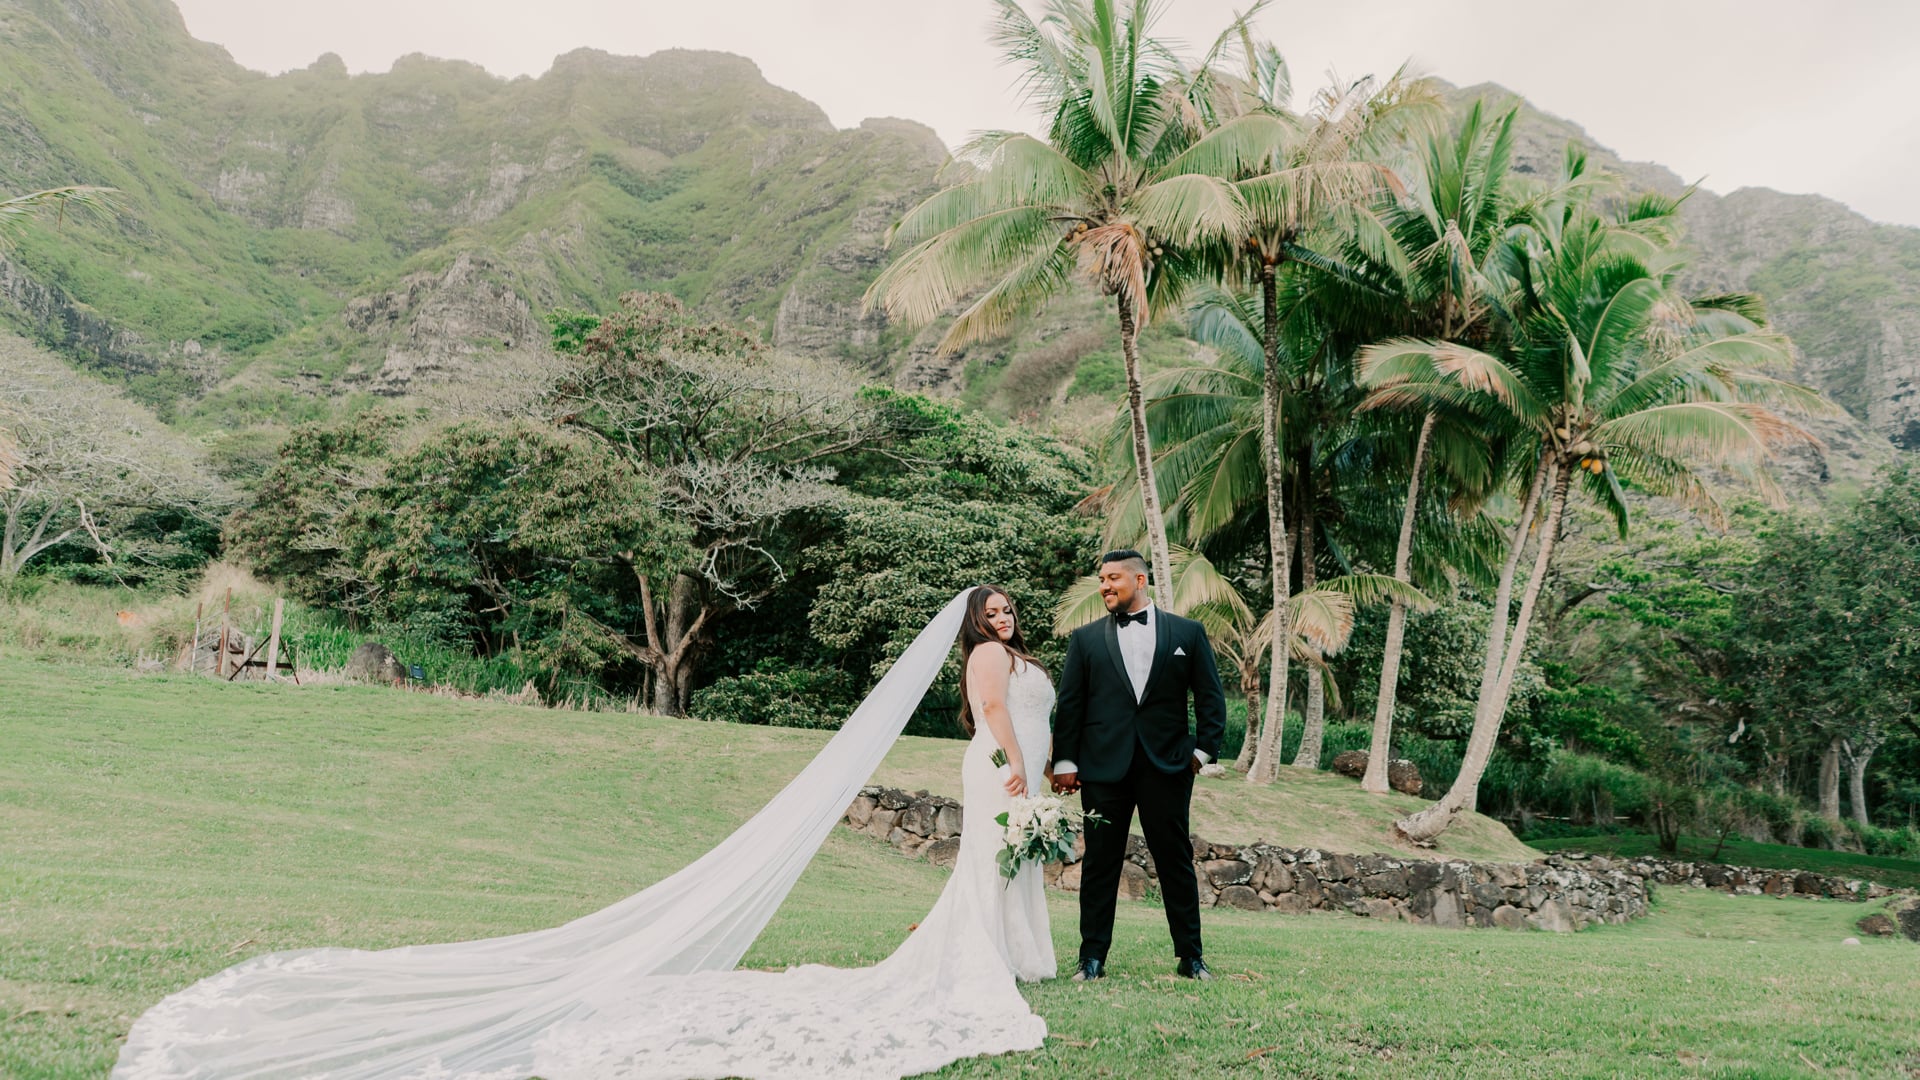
[1,355,229,588]
[342,420,692,677]
[865,0,1267,599]
[549,292,880,713]
[227,410,409,608]
[802,390,1097,729]
[1365,163,1827,841]
[1734,462,1920,828]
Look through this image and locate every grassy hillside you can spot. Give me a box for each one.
[4,654,1917,1078]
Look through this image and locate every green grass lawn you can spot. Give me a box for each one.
[1534,832,1920,892]
[3,655,1916,1079]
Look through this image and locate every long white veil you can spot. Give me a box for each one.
[114,588,980,1080]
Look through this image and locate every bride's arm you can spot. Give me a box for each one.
[965,643,1029,797]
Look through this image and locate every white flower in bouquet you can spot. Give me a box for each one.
[992,795,1103,881]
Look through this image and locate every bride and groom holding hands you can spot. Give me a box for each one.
[116,550,1230,1079]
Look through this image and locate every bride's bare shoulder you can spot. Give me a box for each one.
[965,641,1011,673]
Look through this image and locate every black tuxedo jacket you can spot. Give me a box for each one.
[1052,608,1228,783]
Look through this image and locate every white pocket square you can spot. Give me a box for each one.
[1174,646,1187,656]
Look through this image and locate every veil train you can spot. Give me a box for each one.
[115,589,985,1079]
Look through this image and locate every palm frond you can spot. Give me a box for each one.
[1256,587,1356,658]
[1155,111,1294,180]
[1128,172,1246,246]
[1591,401,1811,466]
[1317,571,1435,611]
[939,243,1078,352]
[0,186,118,245]
[863,207,1059,328]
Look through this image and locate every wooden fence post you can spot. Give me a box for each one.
[264,597,285,682]
[217,588,231,679]
[188,600,204,673]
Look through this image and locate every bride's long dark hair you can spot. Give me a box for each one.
[956,585,1039,737]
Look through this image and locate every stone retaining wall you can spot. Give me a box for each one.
[845,787,1651,933]
[1554,851,1901,902]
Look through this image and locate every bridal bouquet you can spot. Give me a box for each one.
[993,794,1100,881]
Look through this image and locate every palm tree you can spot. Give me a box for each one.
[1197,64,1438,784]
[1361,175,1830,842]
[1105,268,1499,776]
[1328,101,1526,795]
[1082,52,1439,782]
[865,0,1275,597]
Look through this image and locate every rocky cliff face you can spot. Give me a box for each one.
[0,0,949,403]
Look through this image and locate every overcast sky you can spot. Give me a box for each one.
[172,0,1920,228]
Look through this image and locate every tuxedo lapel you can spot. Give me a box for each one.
[1100,617,1131,699]
[1141,612,1174,701]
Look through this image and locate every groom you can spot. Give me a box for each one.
[1051,550,1227,982]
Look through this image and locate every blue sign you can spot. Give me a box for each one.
[409,664,425,680]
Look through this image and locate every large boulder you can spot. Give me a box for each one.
[1386,759,1424,797]
[1326,751,1421,795]
[1856,912,1897,938]
[1218,885,1264,910]
[345,643,406,685]
[1894,896,1920,943]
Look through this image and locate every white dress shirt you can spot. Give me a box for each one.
[1117,601,1156,701]
[1055,601,1209,775]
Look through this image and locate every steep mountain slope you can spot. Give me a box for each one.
[0,0,947,420]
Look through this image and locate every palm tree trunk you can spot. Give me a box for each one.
[1291,484,1325,769]
[1396,459,1570,843]
[1473,454,1550,717]
[1456,454,1552,814]
[1818,737,1842,825]
[1116,296,1174,604]
[1234,657,1262,772]
[1362,411,1437,794]
[1248,267,1291,785]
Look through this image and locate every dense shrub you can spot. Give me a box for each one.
[691,663,858,730]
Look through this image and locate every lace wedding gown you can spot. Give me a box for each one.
[113,590,1056,1080]
[533,659,1057,1078]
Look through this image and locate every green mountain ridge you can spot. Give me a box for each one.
[0,0,1914,486]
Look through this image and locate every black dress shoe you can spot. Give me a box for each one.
[1176,956,1214,981]
[1071,957,1105,981]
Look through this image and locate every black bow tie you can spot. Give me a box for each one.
[1113,608,1149,627]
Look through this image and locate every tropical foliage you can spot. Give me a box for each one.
[9,3,1910,858]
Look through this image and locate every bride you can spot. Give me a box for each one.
[115,586,1058,1079]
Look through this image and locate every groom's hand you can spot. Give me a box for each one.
[1052,770,1079,794]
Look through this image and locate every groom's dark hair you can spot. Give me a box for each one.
[1101,549,1149,580]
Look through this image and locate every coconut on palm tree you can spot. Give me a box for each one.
[1360,170,1831,842]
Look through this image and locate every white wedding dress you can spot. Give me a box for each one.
[114,589,1056,1080]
